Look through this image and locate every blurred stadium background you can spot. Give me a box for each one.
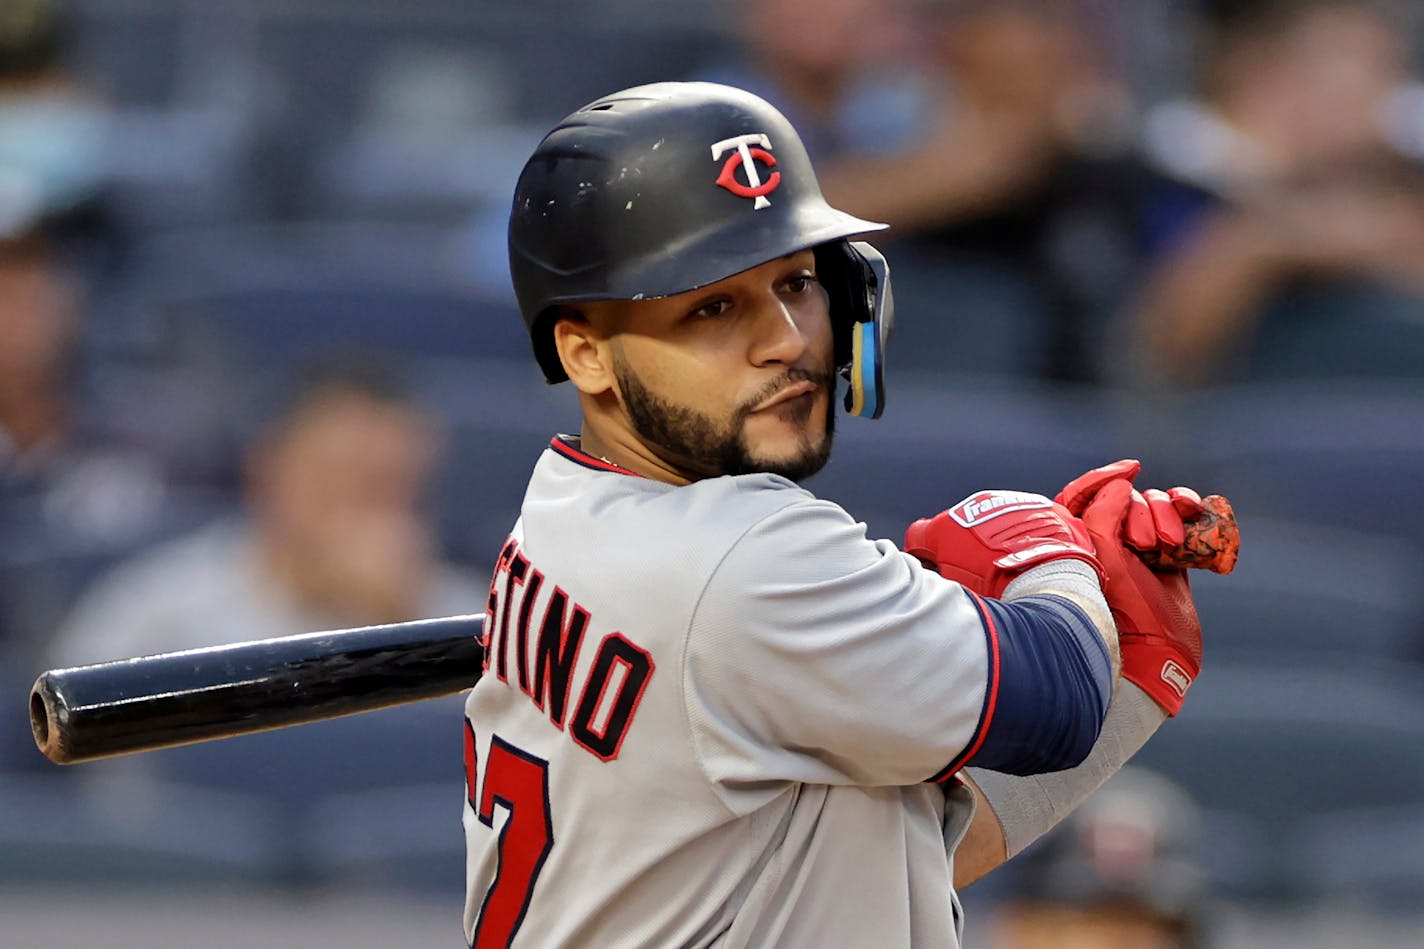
[3,0,1424,946]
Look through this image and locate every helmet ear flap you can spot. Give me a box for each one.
[816,240,894,420]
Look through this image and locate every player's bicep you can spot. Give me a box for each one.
[684,501,991,793]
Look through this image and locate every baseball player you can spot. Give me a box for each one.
[463,82,1205,948]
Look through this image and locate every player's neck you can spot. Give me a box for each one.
[577,426,695,486]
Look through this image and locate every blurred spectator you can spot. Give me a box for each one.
[0,224,166,537]
[816,0,1155,384]
[985,766,1211,949]
[45,360,486,667]
[694,0,930,162]
[1126,0,1424,387]
[0,0,122,275]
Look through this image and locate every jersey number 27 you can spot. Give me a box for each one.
[465,719,553,949]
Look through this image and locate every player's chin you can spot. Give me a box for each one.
[742,416,833,481]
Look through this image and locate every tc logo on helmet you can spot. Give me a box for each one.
[712,134,781,209]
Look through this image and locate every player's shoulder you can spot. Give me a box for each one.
[656,470,867,555]
[704,474,898,583]
[528,442,873,581]
[686,470,820,519]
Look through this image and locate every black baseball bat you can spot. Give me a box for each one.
[30,614,485,764]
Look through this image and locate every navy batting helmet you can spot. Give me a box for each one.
[508,81,894,418]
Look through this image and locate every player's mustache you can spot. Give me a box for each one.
[739,366,835,417]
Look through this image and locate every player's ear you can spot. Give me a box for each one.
[553,305,615,396]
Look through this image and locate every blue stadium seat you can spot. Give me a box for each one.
[809,381,1126,543]
[138,692,471,884]
[108,222,526,368]
[0,770,283,887]
[881,250,1054,381]
[1189,515,1424,664]
[306,782,467,896]
[1245,279,1424,384]
[1287,804,1424,912]
[1129,659,1424,902]
[423,361,578,564]
[158,282,527,370]
[1155,381,1424,547]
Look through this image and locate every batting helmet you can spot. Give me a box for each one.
[508,81,895,418]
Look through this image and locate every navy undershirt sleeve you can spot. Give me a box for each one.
[963,593,1113,776]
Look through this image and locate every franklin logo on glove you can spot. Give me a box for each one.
[950,491,1053,528]
[1160,660,1193,698]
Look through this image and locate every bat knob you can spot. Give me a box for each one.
[1140,495,1240,575]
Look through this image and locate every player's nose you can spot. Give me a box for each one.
[748,296,809,367]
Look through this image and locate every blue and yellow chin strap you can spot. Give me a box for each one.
[841,241,893,420]
[847,320,882,419]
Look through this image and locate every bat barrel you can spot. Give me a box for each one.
[30,614,485,765]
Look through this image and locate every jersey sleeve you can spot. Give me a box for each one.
[682,496,993,805]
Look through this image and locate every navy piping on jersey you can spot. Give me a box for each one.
[931,592,1001,784]
[550,436,644,477]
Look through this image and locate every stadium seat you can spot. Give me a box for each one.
[880,250,1055,381]
[1245,279,1424,384]
[1149,381,1424,547]
[809,381,1127,544]
[0,770,283,887]
[306,782,466,895]
[1189,515,1424,664]
[158,282,527,371]
[138,692,471,885]
[1129,659,1424,902]
[107,222,526,368]
[1286,804,1424,912]
[422,360,578,564]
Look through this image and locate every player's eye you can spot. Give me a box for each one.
[689,297,733,320]
[780,272,819,295]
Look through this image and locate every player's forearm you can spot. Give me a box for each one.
[964,680,1167,862]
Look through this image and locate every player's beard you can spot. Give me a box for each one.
[613,352,836,483]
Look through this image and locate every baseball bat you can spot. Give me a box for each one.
[30,497,1238,766]
[30,615,485,765]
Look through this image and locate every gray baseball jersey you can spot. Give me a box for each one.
[462,437,994,948]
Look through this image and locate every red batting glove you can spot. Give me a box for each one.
[904,489,1103,599]
[1057,460,1206,551]
[1061,464,1204,716]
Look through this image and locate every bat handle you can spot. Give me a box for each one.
[1140,494,1239,574]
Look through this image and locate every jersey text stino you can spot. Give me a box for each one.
[483,534,655,761]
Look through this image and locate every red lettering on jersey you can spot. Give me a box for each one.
[570,633,655,762]
[515,566,545,697]
[482,542,652,762]
[463,717,479,811]
[483,537,520,675]
[497,552,532,683]
[533,586,588,730]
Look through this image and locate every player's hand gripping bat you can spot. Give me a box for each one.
[30,497,1238,765]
